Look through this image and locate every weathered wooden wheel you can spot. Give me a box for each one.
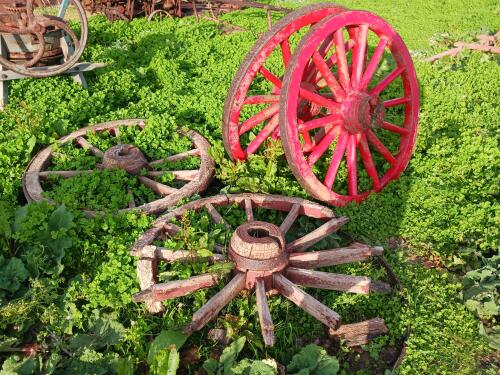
[23,119,215,215]
[147,9,173,22]
[280,10,419,205]
[222,2,347,160]
[132,193,395,347]
[0,0,89,78]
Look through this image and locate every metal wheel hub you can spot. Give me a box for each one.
[342,93,384,134]
[102,144,148,175]
[229,221,287,288]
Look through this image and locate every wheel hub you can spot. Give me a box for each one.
[341,93,384,134]
[229,221,287,289]
[102,144,149,175]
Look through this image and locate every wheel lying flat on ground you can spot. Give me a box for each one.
[0,0,88,78]
[280,10,419,205]
[131,193,396,347]
[222,2,347,160]
[23,119,215,215]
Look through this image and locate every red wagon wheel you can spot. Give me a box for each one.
[280,11,419,205]
[131,193,395,347]
[222,2,347,160]
[23,119,215,216]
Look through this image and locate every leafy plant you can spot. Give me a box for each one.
[286,344,339,375]
[148,330,188,374]
[462,253,499,349]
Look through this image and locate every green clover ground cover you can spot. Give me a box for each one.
[0,0,499,373]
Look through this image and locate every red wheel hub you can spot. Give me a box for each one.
[341,93,384,134]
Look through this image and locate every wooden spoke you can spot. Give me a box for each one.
[381,121,408,135]
[149,149,200,166]
[136,245,225,263]
[305,33,335,79]
[346,135,358,196]
[206,203,231,229]
[334,28,351,92]
[279,203,300,235]
[384,97,410,107]
[366,130,397,165]
[152,273,222,300]
[351,24,369,89]
[287,216,349,252]
[357,134,380,189]
[128,188,136,209]
[134,273,223,302]
[360,37,389,90]
[75,136,104,158]
[298,114,343,133]
[281,38,292,67]
[307,127,341,167]
[324,131,349,189]
[286,267,391,295]
[256,278,275,347]
[239,104,280,135]
[147,170,199,181]
[244,95,279,105]
[273,273,340,329]
[184,272,246,333]
[329,318,388,347]
[246,114,279,154]
[299,88,341,112]
[38,170,93,179]
[244,198,254,221]
[313,38,356,85]
[138,176,178,196]
[312,51,347,101]
[288,242,384,268]
[259,66,282,88]
[369,66,405,96]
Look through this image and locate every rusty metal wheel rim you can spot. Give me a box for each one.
[222,2,347,161]
[0,0,88,78]
[280,11,419,206]
[131,193,394,347]
[23,119,215,216]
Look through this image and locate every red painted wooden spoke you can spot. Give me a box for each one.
[222,3,346,160]
[280,10,419,206]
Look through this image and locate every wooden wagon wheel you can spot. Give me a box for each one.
[222,2,347,160]
[23,119,215,215]
[147,9,173,21]
[0,0,89,78]
[131,193,396,347]
[280,11,419,206]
